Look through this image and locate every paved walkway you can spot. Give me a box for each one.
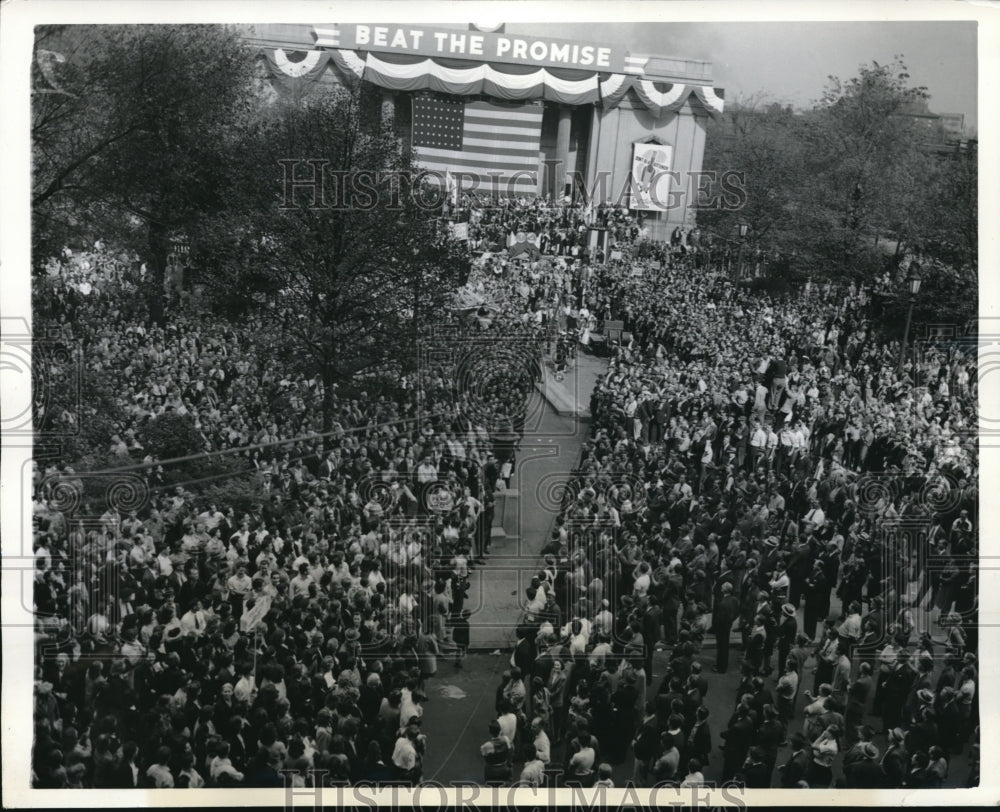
[465,350,608,650]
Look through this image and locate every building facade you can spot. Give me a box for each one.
[241,23,725,241]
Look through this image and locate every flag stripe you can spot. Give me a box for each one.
[415,164,538,186]
[462,123,545,139]
[461,138,540,154]
[462,131,541,145]
[464,111,544,125]
[415,149,541,169]
[413,155,540,176]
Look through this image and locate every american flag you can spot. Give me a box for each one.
[411,95,544,197]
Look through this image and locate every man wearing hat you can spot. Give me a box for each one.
[880,727,908,788]
[777,603,798,671]
[902,654,934,722]
[844,742,883,788]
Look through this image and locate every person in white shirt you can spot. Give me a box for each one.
[838,602,863,643]
[680,759,705,787]
[400,686,423,727]
[145,747,175,787]
[589,634,613,671]
[496,706,518,745]
[367,562,386,591]
[177,754,205,789]
[392,724,422,783]
[530,717,551,764]
[791,423,807,461]
[569,628,588,656]
[568,742,596,778]
[518,747,546,787]
[802,502,826,530]
[766,425,779,462]
[179,600,207,638]
[768,559,790,596]
[593,601,614,636]
[672,475,693,500]
[417,458,438,485]
[525,587,547,620]
[749,421,767,468]
[562,615,592,643]
[633,562,652,597]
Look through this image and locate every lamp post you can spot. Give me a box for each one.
[737,222,749,279]
[897,261,922,376]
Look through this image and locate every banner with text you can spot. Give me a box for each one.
[314,24,632,73]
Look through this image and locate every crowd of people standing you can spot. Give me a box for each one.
[29,200,978,792]
[30,238,546,789]
[479,245,978,789]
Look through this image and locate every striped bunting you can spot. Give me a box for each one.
[623,53,648,75]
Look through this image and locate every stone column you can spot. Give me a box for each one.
[555,105,573,197]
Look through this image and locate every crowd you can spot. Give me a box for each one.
[449,195,648,259]
[30,238,545,789]
[29,210,979,792]
[479,248,979,789]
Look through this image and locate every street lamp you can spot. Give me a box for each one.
[897,261,922,376]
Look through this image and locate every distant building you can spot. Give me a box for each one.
[896,99,966,146]
[937,112,966,141]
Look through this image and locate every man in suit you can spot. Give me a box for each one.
[631,701,659,786]
[777,732,811,787]
[720,703,754,782]
[739,560,761,648]
[844,742,883,788]
[713,582,741,673]
[689,661,709,700]
[777,603,798,672]
[738,745,773,788]
[880,728,908,788]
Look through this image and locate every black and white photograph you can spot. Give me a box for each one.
[1,1,996,808]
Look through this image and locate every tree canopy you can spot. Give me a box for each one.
[700,57,976,295]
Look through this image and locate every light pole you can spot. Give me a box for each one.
[897,261,922,376]
[737,222,749,279]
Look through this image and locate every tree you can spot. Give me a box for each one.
[699,58,973,285]
[31,25,258,320]
[802,57,930,270]
[192,87,470,434]
[926,140,977,274]
[699,95,809,248]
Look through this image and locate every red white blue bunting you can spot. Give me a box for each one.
[257,46,725,116]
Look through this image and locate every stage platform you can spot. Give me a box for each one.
[534,348,608,418]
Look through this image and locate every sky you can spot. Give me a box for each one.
[501,21,978,132]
